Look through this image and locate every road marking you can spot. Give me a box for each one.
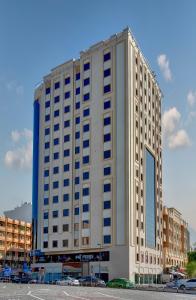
[63,292,90,300]
[27,291,46,300]
[2,286,6,289]
[97,292,127,300]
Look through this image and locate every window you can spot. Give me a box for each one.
[45,100,50,108]
[43,212,48,219]
[44,198,49,205]
[83,140,89,148]
[75,207,79,215]
[64,164,69,172]
[104,183,111,192]
[63,194,69,202]
[104,68,111,77]
[75,116,80,124]
[63,209,69,217]
[54,138,59,145]
[83,171,89,180]
[104,166,111,176]
[104,84,111,94]
[75,87,80,95]
[104,235,111,244]
[83,93,90,101]
[53,195,58,203]
[53,166,59,174]
[83,156,89,164]
[53,225,58,233]
[75,131,80,139]
[64,120,70,128]
[43,241,48,248]
[82,237,89,245]
[83,204,89,212]
[65,77,70,85]
[82,220,89,229]
[44,156,49,163]
[104,52,111,62]
[75,101,80,109]
[75,146,80,154]
[44,169,49,177]
[54,109,59,117]
[53,210,58,218]
[104,200,111,209]
[63,239,69,247]
[54,81,60,89]
[45,128,50,135]
[45,87,50,95]
[83,107,90,117]
[45,142,50,149]
[64,149,70,157]
[75,161,80,169]
[104,133,111,142]
[63,224,69,232]
[75,177,80,185]
[84,78,90,86]
[83,187,89,196]
[54,124,59,131]
[83,124,90,132]
[64,105,70,113]
[52,240,58,248]
[75,192,80,200]
[104,218,111,226]
[54,95,60,103]
[44,184,49,191]
[104,150,111,159]
[104,99,111,109]
[53,152,59,160]
[53,181,59,189]
[83,62,90,71]
[103,116,111,126]
[64,91,70,99]
[64,134,70,142]
[43,227,48,234]
[45,114,50,122]
[64,179,69,187]
[75,73,80,80]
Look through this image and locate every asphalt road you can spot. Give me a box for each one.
[0,283,196,300]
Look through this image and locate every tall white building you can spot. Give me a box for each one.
[32,28,163,282]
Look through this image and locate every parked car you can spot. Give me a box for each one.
[106,278,134,289]
[177,278,196,290]
[11,275,31,284]
[56,276,80,286]
[79,276,106,287]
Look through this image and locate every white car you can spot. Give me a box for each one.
[56,276,80,286]
[177,278,196,290]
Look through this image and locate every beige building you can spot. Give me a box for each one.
[32,27,163,282]
[163,207,189,271]
[0,216,31,267]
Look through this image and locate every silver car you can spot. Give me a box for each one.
[56,276,80,286]
[177,278,196,290]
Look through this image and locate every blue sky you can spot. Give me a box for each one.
[0,0,196,241]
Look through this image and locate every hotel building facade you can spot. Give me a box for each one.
[163,207,189,272]
[0,216,31,267]
[32,28,163,282]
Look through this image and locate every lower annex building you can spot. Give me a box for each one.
[32,28,163,282]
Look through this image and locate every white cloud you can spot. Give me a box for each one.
[162,107,191,150]
[168,129,191,149]
[6,80,24,96]
[157,54,172,81]
[187,91,196,107]
[5,129,33,170]
[162,107,181,134]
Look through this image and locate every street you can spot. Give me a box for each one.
[0,283,196,300]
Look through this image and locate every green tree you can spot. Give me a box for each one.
[188,251,196,262]
[186,261,196,278]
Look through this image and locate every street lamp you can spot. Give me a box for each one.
[97,243,102,279]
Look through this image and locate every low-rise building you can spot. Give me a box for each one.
[163,207,189,272]
[0,216,31,268]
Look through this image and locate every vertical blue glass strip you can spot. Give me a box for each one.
[32,100,40,250]
[145,148,156,249]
